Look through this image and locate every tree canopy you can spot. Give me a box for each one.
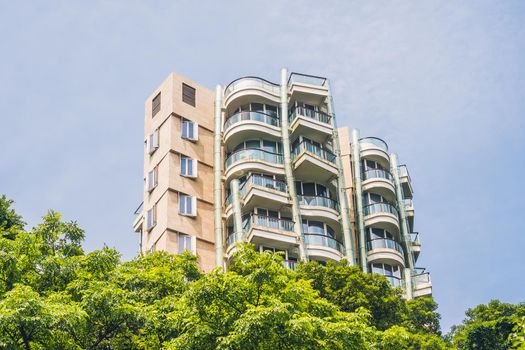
[0,195,522,349]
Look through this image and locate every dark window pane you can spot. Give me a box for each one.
[152,92,161,117]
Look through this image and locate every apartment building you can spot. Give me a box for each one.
[133,69,432,298]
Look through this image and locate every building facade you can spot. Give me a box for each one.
[133,69,432,298]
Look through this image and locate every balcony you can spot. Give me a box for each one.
[412,270,432,298]
[132,201,144,233]
[288,106,333,140]
[224,148,285,183]
[359,137,390,166]
[224,175,289,218]
[297,195,340,224]
[409,232,421,262]
[291,141,338,182]
[398,165,414,199]
[403,199,415,231]
[244,214,298,248]
[223,111,281,146]
[362,202,400,233]
[361,169,396,200]
[304,233,345,262]
[366,238,405,266]
[224,77,280,107]
[287,73,329,104]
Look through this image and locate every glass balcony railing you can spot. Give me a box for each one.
[298,195,339,211]
[287,72,327,87]
[225,175,287,206]
[362,202,399,217]
[403,199,414,209]
[398,165,412,182]
[362,169,393,181]
[359,137,389,152]
[250,214,294,232]
[288,106,332,125]
[224,111,280,131]
[291,141,336,164]
[224,76,280,100]
[366,238,404,255]
[225,148,284,170]
[413,272,431,285]
[304,233,345,254]
[409,232,420,244]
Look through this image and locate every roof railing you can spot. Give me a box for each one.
[287,72,328,87]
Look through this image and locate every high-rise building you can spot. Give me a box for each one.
[133,69,432,298]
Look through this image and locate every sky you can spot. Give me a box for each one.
[1,0,524,332]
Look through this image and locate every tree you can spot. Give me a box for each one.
[450,299,525,350]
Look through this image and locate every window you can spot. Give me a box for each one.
[148,167,158,191]
[178,233,193,253]
[146,205,156,230]
[152,92,161,117]
[148,129,159,154]
[180,156,197,177]
[179,194,196,216]
[181,119,198,141]
[182,83,196,106]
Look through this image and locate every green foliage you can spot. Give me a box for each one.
[0,194,521,349]
[450,300,525,350]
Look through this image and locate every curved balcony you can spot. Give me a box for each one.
[297,195,340,224]
[224,175,289,218]
[288,106,333,139]
[224,77,280,107]
[224,148,285,183]
[223,111,281,146]
[245,214,298,248]
[359,137,390,166]
[366,238,405,266]
[361,169,396,201]
[291,141,338,182]
[362,202,400,233]
[304,233,345,261]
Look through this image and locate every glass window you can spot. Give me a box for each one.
[182,119,197,140]
[179,194,194,215]
[180,157,195,177]
[316,184,327,197]
[266,104,278,117]
[178,234,192,253]
[148,167,157,191]
[251,103,264,112]
[309,221,324,235]
[302,182,316,196]
[262,140,277,153]
[148,130,159,154]
[146,206,156,229]
[245,140,260,149]
[295,181,302,195]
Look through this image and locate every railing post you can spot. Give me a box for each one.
[326,80,356,265]
[214,85,224,270]
[390,153,415,299]
[280,68,308,261]
[351,129,368,272]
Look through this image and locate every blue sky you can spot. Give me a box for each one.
[1,1,524,332]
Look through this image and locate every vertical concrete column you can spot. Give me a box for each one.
[351,129,368,272]
[390,153,415,299]
[213,85,224,269]
[231,179,244,243]
[280,68,307,261]
[325,81,355,265]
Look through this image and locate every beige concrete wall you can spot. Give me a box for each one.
[140,72,216,271]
